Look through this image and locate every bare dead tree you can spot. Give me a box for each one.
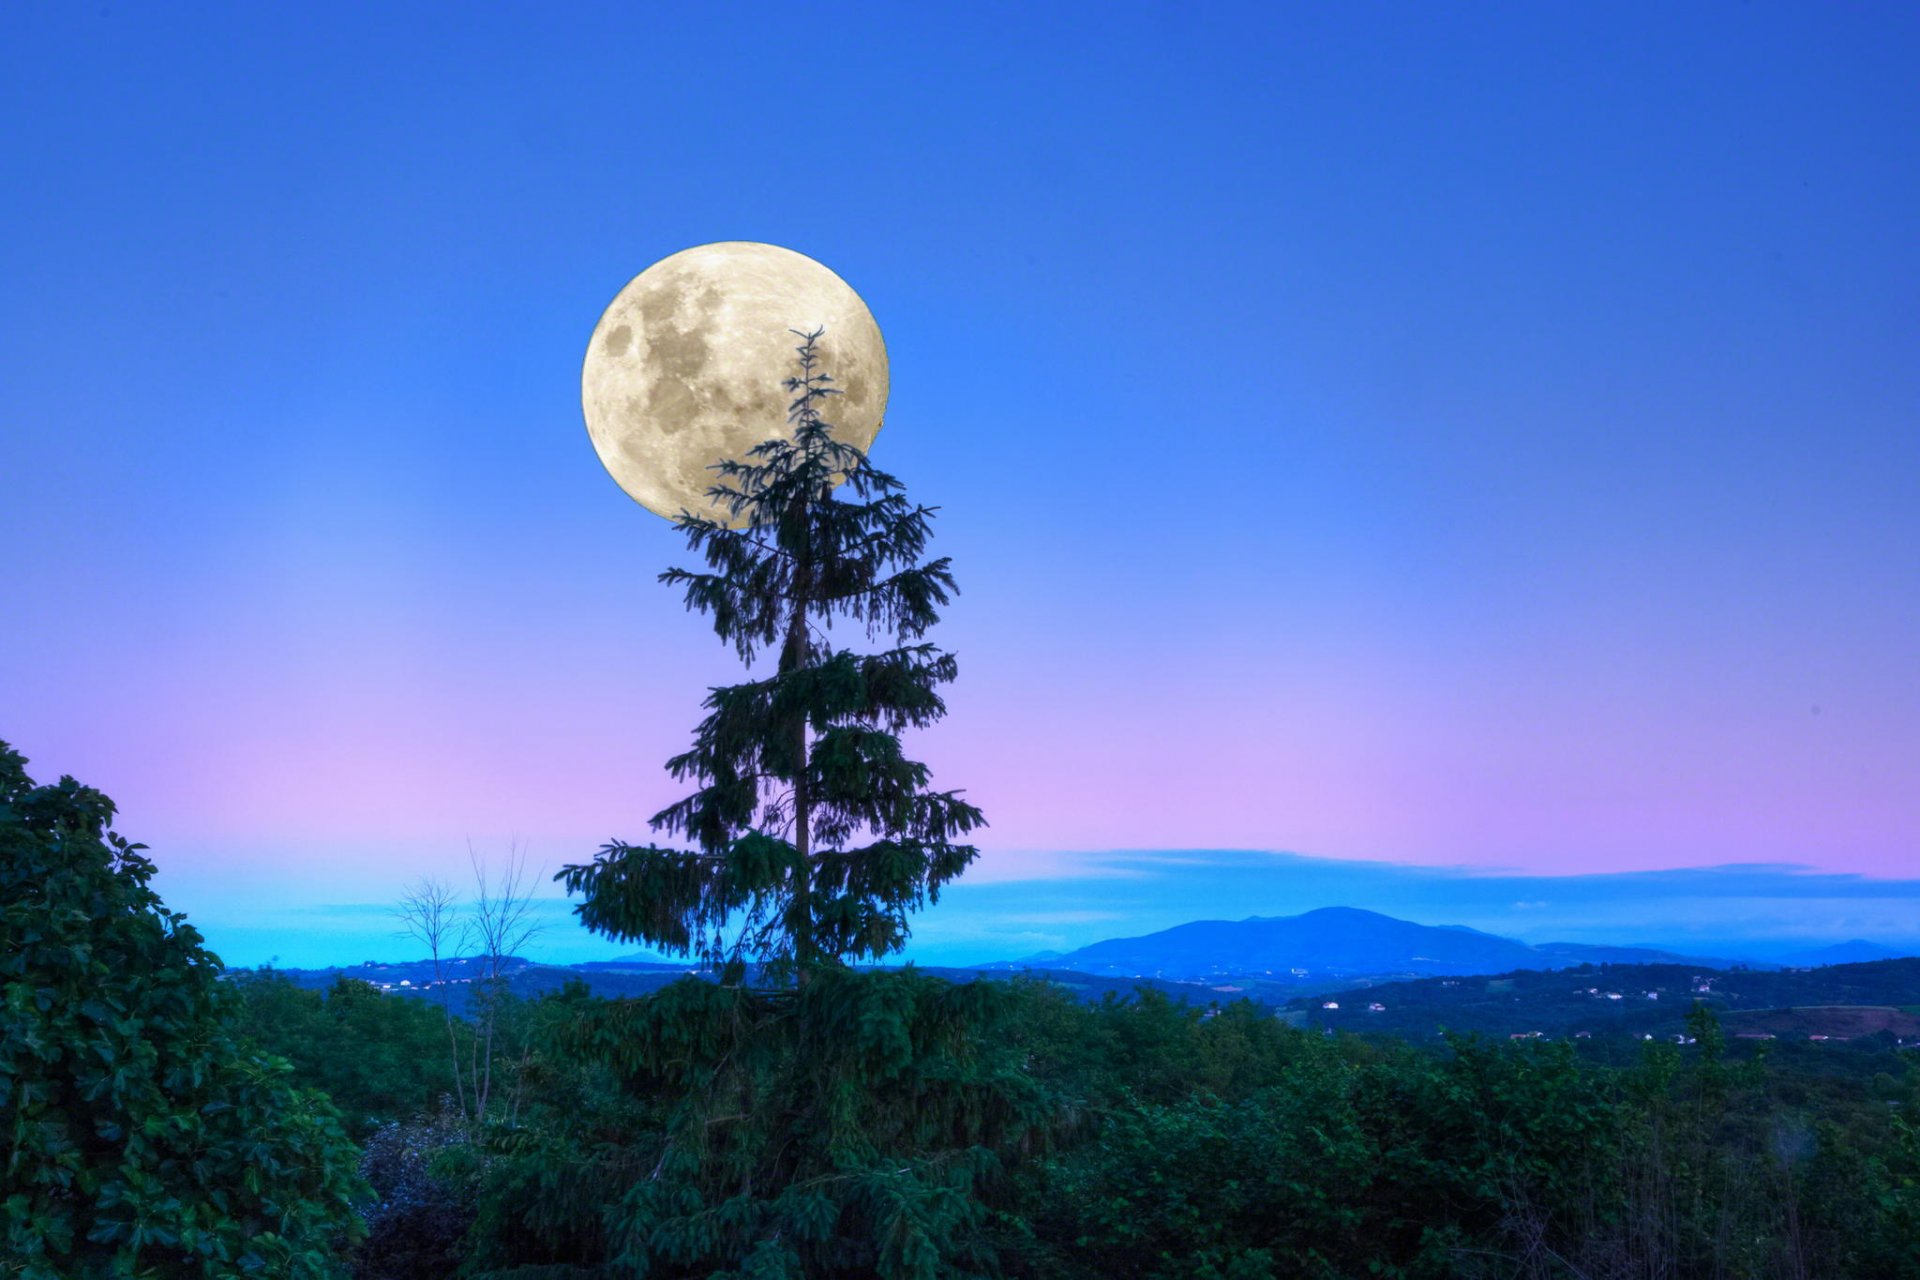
[466,837,545,1123]
[393,874,471,1122]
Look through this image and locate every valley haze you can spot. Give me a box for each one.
[238,901,1918,981]
[182,848,1920,973]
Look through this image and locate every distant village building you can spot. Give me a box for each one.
[1367,1002,1386,1013]
[1322,1001,1340,1010]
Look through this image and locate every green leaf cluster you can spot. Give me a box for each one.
[0,743,366,1278]
[227,971,459,1138]
[443,977,1920,1278]
[461,970,1055,1279]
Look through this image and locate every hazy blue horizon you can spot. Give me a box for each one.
[170,846,1920,973]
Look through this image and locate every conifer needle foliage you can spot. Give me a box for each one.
[559,327,984,982]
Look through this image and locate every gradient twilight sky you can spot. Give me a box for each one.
[4,4,1917,969]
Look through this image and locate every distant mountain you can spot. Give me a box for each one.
[982,907,1708,981]
[1778,940,1911,967]
[1530,941,1717,966]
[247,911,1914,1011]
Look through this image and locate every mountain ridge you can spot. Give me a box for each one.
[244,908,1918,1000]
[978,906,1735,980]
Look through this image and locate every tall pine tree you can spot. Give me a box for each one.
[561,326,984,982]
[512,332,1049,1279]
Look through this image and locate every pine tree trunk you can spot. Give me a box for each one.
[785,465,818,984]
[787,594,814,982]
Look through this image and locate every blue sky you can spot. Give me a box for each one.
[3,3,1916,968]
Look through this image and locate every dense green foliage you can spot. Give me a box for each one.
[1036,998,1920,1278]
[393,979,1914,1279]
[227,972,459,1138]
[457,971,1053,1278]
[559,328,982,979]
[6,739,1915,1280]
[0,743,366,1278]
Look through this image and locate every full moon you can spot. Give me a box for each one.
[581,241,889,524]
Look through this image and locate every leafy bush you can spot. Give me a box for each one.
[0,742,366,1277]
[230,971,459,1137]
[464,969,1055,1279]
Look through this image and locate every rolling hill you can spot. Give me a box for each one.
[1287,958,1920,1045]
[981,906,1706,981]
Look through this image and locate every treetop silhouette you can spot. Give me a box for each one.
[560,327,983,981]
